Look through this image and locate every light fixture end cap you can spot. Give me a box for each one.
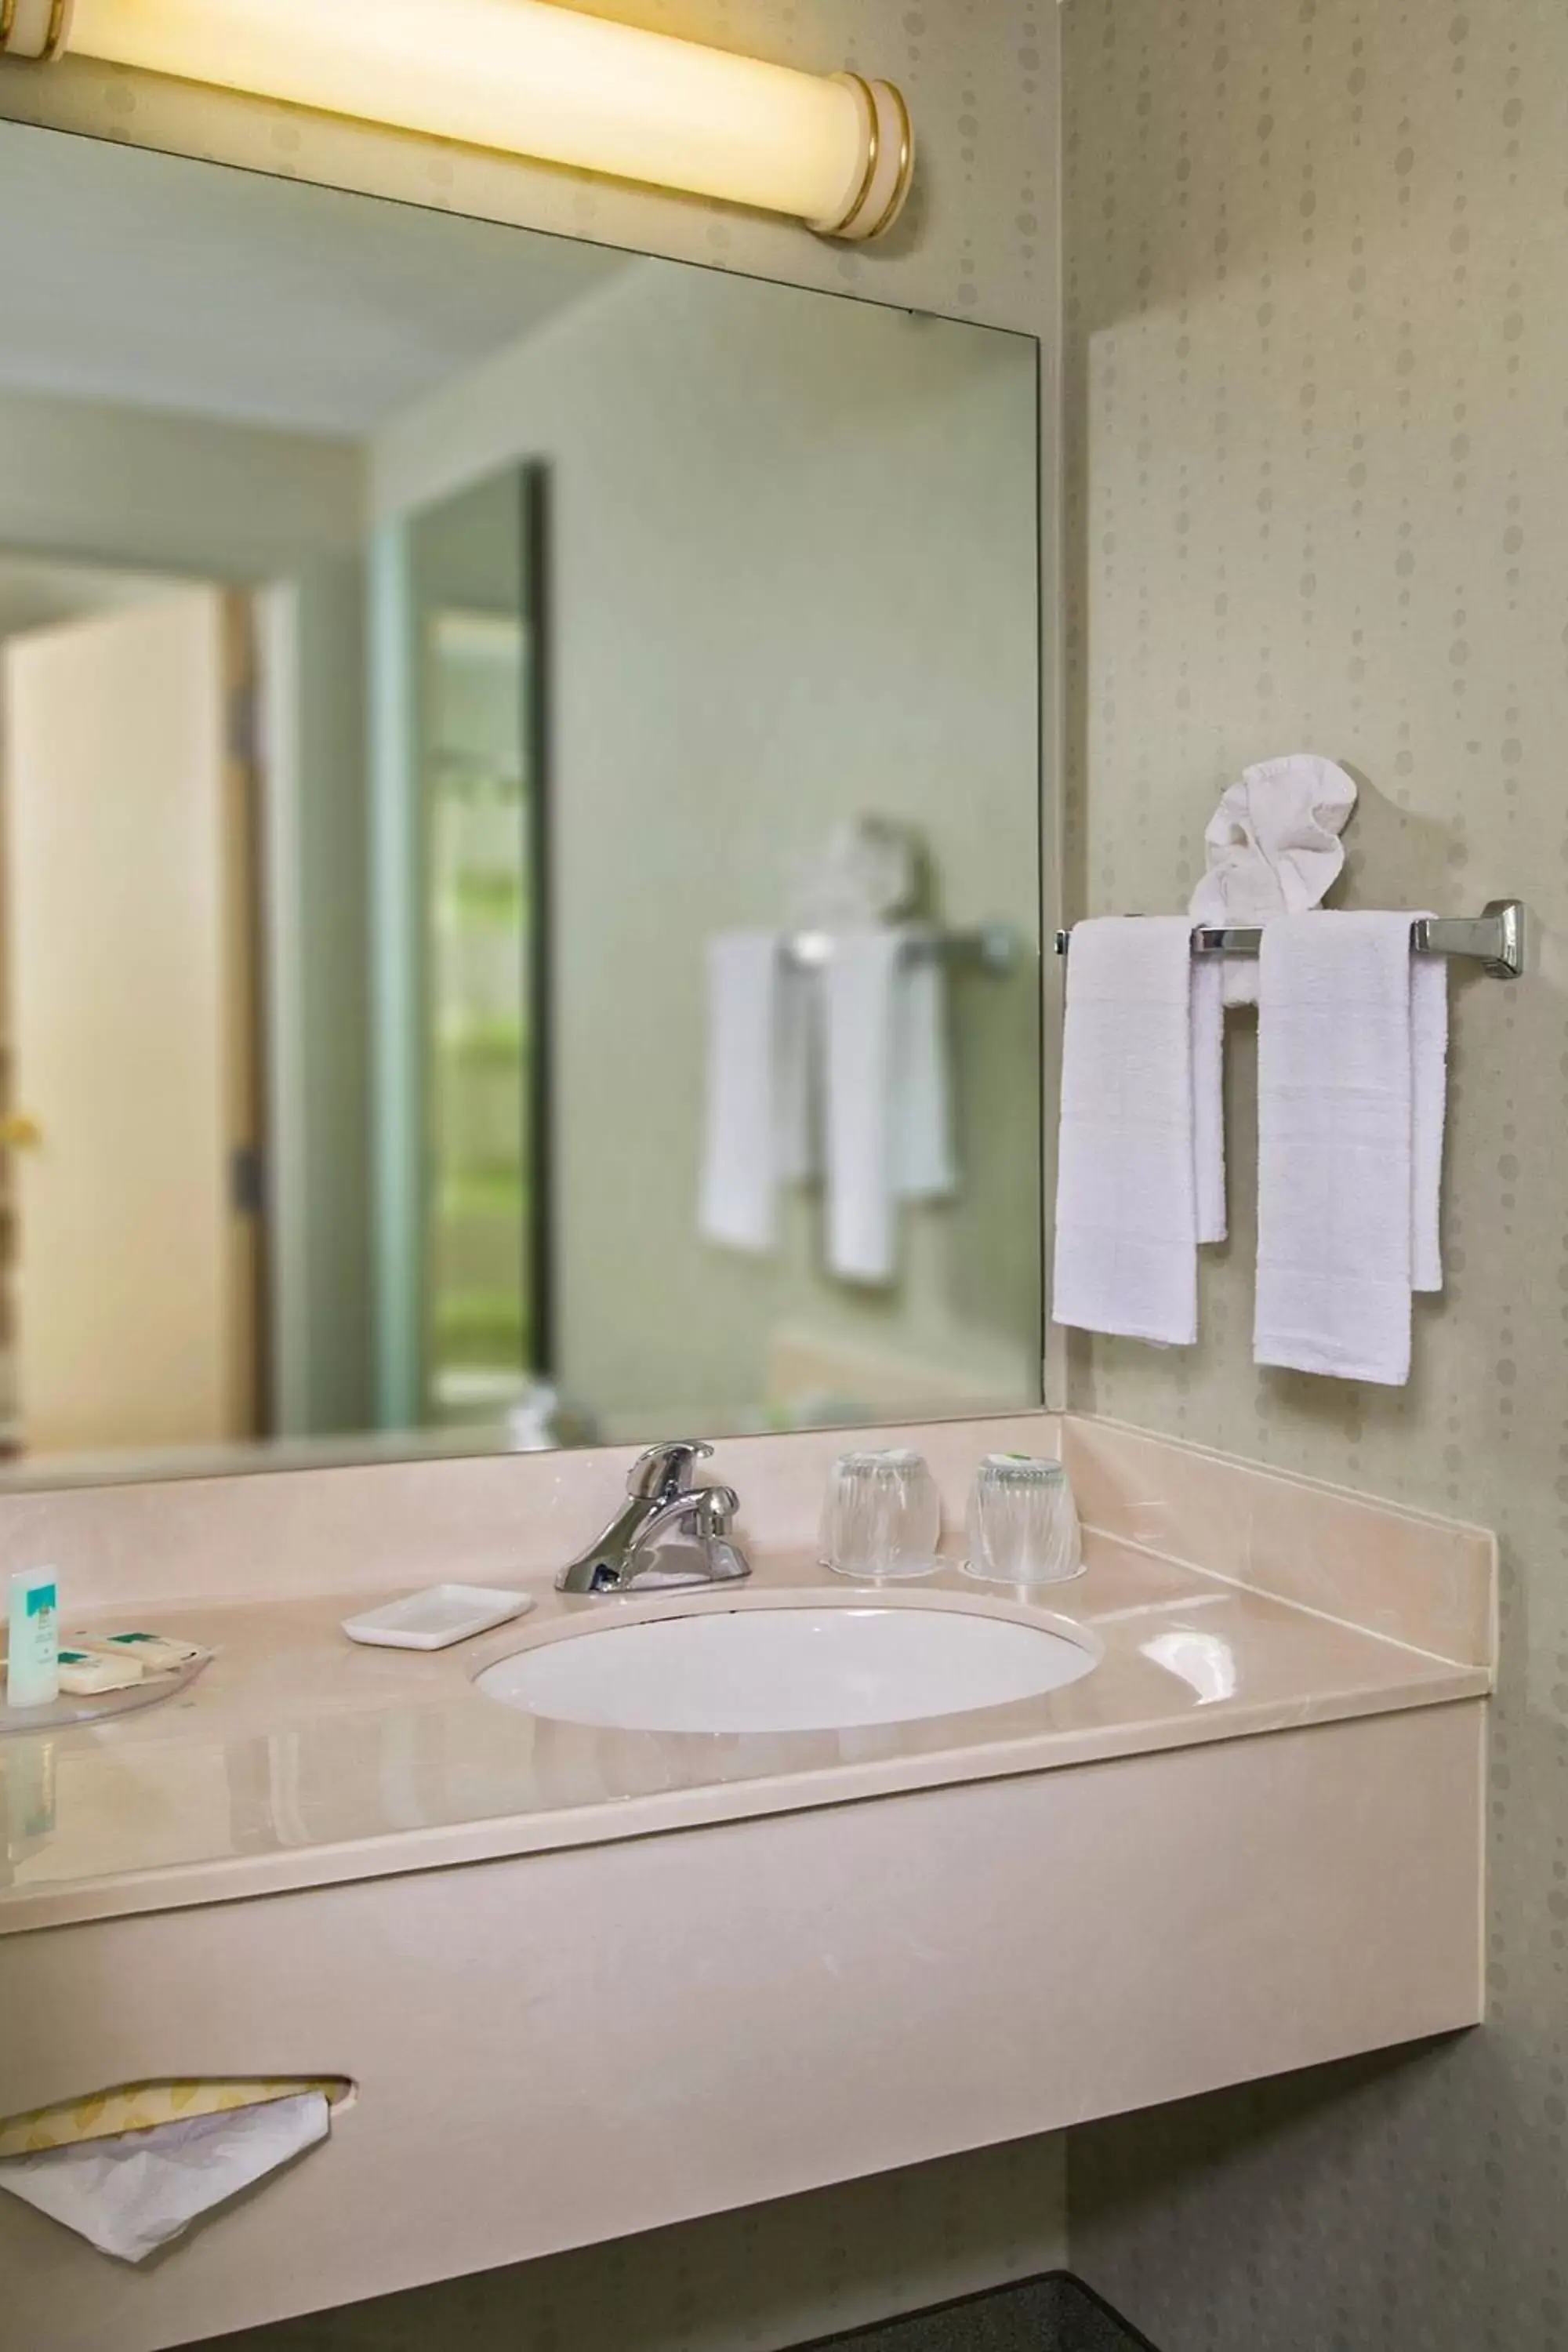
[812,74,915,242]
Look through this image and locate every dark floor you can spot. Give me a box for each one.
[201,2267,1161,2343]
[810,2274,1155,2351]
[201,2270,1155,2352]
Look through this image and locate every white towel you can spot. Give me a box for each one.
[1254,912,1448,1386]
[824,928,956,1285]
[1189,753,1359,1004]
[698,933,814,1253]
[1051,918,1226,1347]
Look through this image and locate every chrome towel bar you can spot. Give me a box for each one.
[787,922,1022,975]
[1053,898,1527,981]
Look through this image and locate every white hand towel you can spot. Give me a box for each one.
[0,2092,330,2264]
[890,950,957,1203]
[1189,753,1359,1004]
[699,933,814,1252]
[824,929,956,1285]
[1254,912,1448,1386]
[1051,918,1226,1347]
[1410,924,1448,1298]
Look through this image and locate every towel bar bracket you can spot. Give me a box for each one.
[1053,898,1527,980]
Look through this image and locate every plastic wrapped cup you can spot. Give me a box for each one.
[820,1449,942,1581]
[961,1454,1083,1586]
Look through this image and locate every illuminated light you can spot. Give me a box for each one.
[2,0,915,240]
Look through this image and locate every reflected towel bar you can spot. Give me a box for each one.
[787,923,1022,975]
[1053,898,1527,981]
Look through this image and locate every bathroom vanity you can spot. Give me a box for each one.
[0,1414,1492,2350]
[0,97,1497,2352]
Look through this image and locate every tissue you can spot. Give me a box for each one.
[0,2090,330,2262]
[1189,753,1359,1005]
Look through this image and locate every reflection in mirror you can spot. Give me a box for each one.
[0,123,1042,1485]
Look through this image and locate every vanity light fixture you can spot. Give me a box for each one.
[0,0,915,241]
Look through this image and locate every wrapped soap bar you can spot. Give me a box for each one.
[57,1647,145,1695]
[79,1632,202,1675]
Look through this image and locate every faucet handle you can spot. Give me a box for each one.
[692,1485,740,1539]
[627,1440,713,1503]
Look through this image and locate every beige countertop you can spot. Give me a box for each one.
[0,1534,1490,1936]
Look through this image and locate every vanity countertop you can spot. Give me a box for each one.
[0,1534,1491,1936]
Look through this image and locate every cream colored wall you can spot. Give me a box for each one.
[1060,1,1568,2346]
[375,267,1041,1425]
[0,4,1066,2338]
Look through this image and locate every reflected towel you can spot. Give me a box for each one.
[698,932,814,1253]
[1254,912,1447,1385]
[824,929,956,1286]
[1051,917,1225,1347]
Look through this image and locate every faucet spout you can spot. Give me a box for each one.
[555,1443,752,1595]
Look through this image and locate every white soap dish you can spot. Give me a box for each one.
[342,1585,535,1651]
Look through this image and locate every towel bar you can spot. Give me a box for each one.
[787,923,1022,975]
[1053,898,1526,980]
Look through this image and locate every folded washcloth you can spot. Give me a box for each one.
[1189,753,1359,1004]
[1051,917,1226,1347]
[698,932,814,1253]
[823,928,956,1285]
[1254,912,1448,1385]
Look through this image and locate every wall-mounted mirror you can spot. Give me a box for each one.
[0,122,1042,1485]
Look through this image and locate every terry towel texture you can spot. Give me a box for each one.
[1254,911,1447,1385]
[1052,917,1225,1347]
[699,927,955,1285]
[824,928,956,1285]
[697,932,812,1253]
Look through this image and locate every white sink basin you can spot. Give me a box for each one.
[476,1603,1099,1735]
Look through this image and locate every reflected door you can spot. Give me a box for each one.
[0,589,261,1455]
[425,606,537,1419]
[370,463,550,1433]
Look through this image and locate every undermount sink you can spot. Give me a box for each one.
[475,1602,1101,1735]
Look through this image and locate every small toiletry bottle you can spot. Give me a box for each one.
[7,1567,60,1709]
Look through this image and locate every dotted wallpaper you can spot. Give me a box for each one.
[1061,2,1568,2349]
[0,8,1067,2348]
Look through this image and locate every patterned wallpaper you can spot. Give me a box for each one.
[0,8,1067,2347]
[1061,1,1568,2347]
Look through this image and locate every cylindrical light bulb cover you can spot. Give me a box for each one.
[23,0,912,237]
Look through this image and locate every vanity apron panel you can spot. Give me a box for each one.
[0,1702,1484,2352]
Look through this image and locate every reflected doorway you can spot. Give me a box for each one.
[0,565,265,1459]
[372,463,552,1434]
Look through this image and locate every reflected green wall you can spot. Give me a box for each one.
[375,267,1042,1435]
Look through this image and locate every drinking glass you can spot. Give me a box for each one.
[819,1449,942,1581]
[961,1454,1083,1586]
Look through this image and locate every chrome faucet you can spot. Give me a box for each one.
[555,1440,752,1595]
